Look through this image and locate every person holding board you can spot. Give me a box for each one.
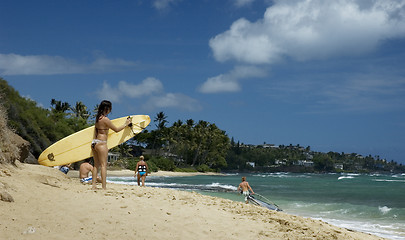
[92,100,131,190]
[238,176,255,204]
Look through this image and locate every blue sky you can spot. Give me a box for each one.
[1,0,405,164]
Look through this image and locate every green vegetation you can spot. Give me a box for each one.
[109,113,229,173]
[1,78,403,173]
[143,116,230,171]
[225,141,404,173]
[0,79,91,157]
[0,97,20,164]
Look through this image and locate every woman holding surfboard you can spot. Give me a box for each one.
[92,100,131,190]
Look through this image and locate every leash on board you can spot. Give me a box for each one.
[127,116,147,135]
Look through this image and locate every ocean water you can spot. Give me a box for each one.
[107,172,405,240]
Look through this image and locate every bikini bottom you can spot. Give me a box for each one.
[91,139,107,149]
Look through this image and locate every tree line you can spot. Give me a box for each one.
[134,113,230,171]
[226,141,404,173]
[0,79,230,171]
[1,78,403,173]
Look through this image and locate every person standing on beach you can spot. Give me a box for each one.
[135,155,148,187]
[91,100,131,190]
[238,176,255,204]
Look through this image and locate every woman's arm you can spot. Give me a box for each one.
[105,117,131,133]
[135,162,139,176]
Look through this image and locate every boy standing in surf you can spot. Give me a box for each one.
[91,100,131,190]
[238,176,255,204]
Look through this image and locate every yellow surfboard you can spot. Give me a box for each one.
[38,115,150,167]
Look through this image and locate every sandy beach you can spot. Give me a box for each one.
[0,163,385,240]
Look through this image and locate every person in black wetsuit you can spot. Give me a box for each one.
[135,155,149,187]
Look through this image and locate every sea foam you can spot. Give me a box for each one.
[379,206,392,215]
[338,176,354,180]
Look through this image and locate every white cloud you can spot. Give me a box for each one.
[199,65,267,93]
[210,0,405,64]
[96,82,123,103]
[117,78,164,98]
[147,93,202,112]
[153,0,180,11]
[0,53,138,75]
[97,78,164,102]
[199,74,242,94]
[264,72,405,113]
[234,0,255,8]
[96,79,202,112]
[319,76,405,112]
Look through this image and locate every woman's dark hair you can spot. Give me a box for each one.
[96,100,112,123]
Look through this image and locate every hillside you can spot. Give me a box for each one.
[0,96,31,165]
[0,78,89,158]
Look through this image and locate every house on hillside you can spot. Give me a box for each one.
[334,163,344,170]
[294,160,314,167]
[246,162,255,168]
[275,159,287,165]
[107,152,120,163]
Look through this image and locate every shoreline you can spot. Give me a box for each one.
[0,163,386,240]
[67,169,224,178]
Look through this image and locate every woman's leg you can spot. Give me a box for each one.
[91,149,99,190]
[141,175,146,187]
[95,143,108,189]
[137,173,141,186]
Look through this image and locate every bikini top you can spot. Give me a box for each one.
[138,164,147,172]
[95,116,109,137]
[95,127,108,138]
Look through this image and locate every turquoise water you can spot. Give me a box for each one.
[108,172,405,240]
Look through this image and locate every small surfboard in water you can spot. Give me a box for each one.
[248,194,282,211]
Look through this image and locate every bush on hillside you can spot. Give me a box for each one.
[0,98,19,164]
[196,164,213,173]
[149,156,175,171]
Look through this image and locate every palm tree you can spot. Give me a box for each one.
[118,142,132,157]
[152,112,168,155]
[90,104,99,122]
[186,119,194,127]
[154,111,168,130]
[191,120,208,166]
[172,120,183,127]
[71,101,90,120]
[50,99,70,113]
